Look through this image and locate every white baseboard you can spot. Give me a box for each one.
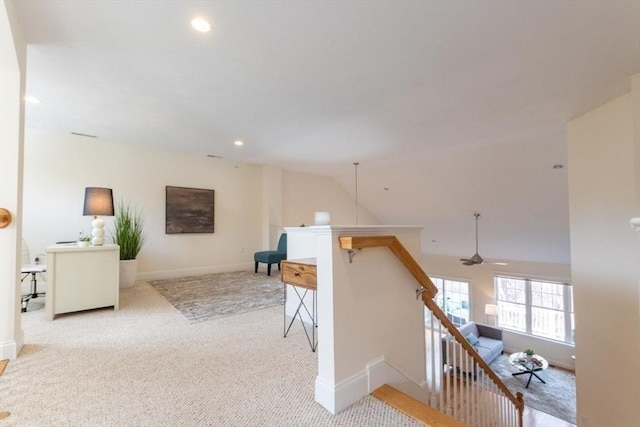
[315,369,369,415]
[315,356,428,415]
[367,357,428,404]
[136,262,255,281]
[0,333,22,360]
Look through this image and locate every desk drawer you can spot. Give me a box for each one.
[281,262,317,290]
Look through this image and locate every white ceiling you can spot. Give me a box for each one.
[12,0,640,265]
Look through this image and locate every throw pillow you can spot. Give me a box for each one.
[465,332,480,346]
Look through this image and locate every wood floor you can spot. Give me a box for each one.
[524,406,575,427]
[373,383,576,427]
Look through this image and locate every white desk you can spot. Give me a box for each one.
[45,244,120,321]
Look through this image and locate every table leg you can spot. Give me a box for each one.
[513,367,546,388]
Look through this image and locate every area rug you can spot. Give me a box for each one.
[489,354,576,424]
[148,270,284,324]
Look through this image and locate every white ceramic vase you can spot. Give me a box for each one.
[119,259,138,288]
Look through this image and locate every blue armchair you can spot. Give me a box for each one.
[254,233,287,276]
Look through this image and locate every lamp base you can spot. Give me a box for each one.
[91,216,106,246]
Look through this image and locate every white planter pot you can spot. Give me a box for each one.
[119,259,138,289]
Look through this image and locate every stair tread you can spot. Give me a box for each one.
[371,384,466,427]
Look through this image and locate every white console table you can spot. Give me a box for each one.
[45,243,120,321]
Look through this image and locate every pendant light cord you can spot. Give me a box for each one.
[354,162,359,225]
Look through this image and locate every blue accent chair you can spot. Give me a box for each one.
[254,233,287,276]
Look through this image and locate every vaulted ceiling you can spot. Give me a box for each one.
[12,0,640,264]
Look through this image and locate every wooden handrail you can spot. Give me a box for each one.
[339,235,524,423]
[339,236,438,298]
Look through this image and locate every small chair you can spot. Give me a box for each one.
[254,233,287,276]
[21,239,47,313]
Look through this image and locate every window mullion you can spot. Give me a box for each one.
[564,285,572,343]
[525,279,532,335]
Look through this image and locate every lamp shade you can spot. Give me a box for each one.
[83,187,114,216]
[485,303,498,316]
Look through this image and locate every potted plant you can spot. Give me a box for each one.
[111,200,145,288]
[523,348,535,361]
[77,234,91,247]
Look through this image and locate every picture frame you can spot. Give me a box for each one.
[165,186,215,234]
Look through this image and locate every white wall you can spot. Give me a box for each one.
[567,76,640,427]
[288,226,427,414]
[419,254,574,368]
[282,169,378,227]
[22,131,381,281]
[0,0,26,360]
[23,129,264,280]
[261,165,283,250]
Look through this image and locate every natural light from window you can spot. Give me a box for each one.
[426,277,470,328]
[495,275,574,344]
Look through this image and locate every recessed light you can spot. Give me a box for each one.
[25,96,40,104]
[191,18,211,32]
[234,140,244,146]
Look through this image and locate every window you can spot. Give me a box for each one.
[426,277,470,327]
[495,275,574,344]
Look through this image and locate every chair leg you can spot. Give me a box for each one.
[267,264,272,276]
[278,262,281,271]
[255,262,258,273]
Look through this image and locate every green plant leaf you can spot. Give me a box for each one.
[110,199,145,260]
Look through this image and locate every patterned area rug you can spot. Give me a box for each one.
[490,354,576,424]
[148,270,284,324]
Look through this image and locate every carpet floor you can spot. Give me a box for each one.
[490,354,576,424]
[5,276,421,426]
[148,270,284,324]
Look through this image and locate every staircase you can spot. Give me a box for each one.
[339,235,524,427]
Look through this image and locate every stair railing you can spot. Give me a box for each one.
[339,235,524,427]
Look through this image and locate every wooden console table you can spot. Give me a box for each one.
[45,244,120,321]
[281,258,317,351]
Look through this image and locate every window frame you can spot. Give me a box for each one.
[427,276,471,327]
[494,274,574,344]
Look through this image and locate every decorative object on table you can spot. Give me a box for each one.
[82,187,114,246]
[314,211,331,225]
[165,186,214,234]
[484,303,498,325]
[77,233,91,247]
[523,347,535,361]
[111,199,145,288]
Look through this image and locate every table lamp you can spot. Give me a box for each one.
[83,187,114,246]
[485,303,498,325]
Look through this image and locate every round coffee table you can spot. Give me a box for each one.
[508,352,549,388]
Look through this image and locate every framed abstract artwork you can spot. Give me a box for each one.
[165,186,214,234]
